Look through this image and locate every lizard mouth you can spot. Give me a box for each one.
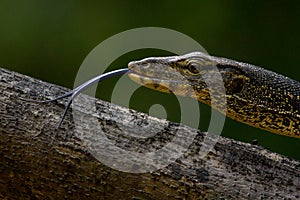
[127,62,198,98]
[127,70,177,89]
[128,60,168,84]
[127,66,187,86]
[127,60,188,84]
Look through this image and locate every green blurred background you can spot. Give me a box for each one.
[1,0,299,160]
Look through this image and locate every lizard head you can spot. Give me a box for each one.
[127,52,230,104]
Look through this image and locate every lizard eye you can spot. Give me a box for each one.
[187,62,200,75]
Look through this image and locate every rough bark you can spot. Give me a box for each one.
[0,67,299,199]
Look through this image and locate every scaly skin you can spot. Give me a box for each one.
[128,52,300,138]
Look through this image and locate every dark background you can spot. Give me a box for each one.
[1,0,299,160]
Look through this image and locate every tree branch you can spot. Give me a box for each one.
[0,67,299,199]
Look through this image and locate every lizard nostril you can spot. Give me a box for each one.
[143,63,151,69]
